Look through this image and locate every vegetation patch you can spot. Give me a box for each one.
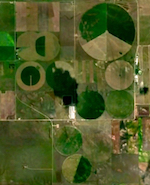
[54,126,82,155]
[46,63,78,105]
[73,156,92,183]
[106,90,134,118]
[21,66,40,86]
[79,3,135,45]
[77,90,105,119]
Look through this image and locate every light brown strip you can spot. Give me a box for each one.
[111,120,120,154]
[82,61,86,83]
[38,3,49,31]
[74,60,78,82]
[90,60,94,83]
[96,61,106,91]
[0,91,15,120]
[49,3,54,18]
[52,2,60,32]
[48,3,54,31]
[26,3,38,31]
[143,118,150,151]
[16,2,27,31]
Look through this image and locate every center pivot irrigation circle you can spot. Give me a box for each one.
[17,32,60,61]
[105,60,134,90]
[62,154,92,183]
[78,3,135,61]
[54,126,82,156]
[21,66,40,86]
[76,90,105,119]
[16,62,45,91]
[106,90,134,118]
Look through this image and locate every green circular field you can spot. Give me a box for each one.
[54,126,82,155]
[106,90,134,118]
[62,154,92,183]
[21,66,40,86]
[79,3,135,61]
[76,90,105,119]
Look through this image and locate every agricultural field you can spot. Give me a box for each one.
[0,0,150,185]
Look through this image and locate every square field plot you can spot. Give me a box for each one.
[52,120,112,184]
[16,90,56,119]
[15,60,79,120]
[0,121,53,184]
[111,154,139,184]
[0,62,15,92]
[0,2,15,60]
